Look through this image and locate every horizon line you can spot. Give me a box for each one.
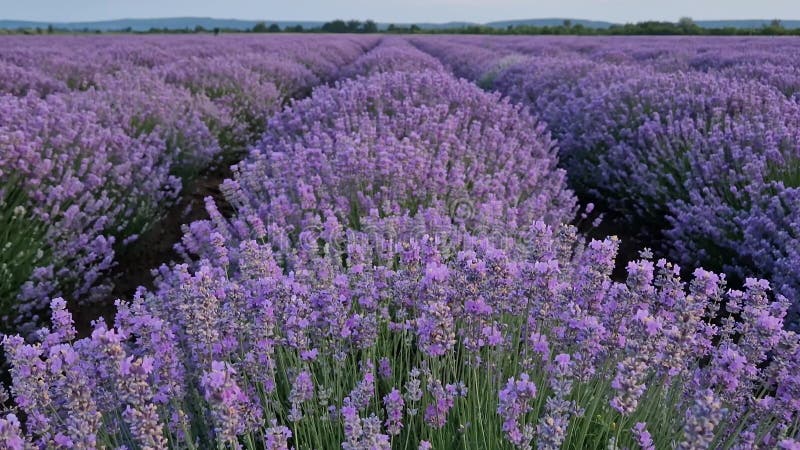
[2,16,799,25]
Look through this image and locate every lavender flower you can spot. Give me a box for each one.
[383,388,405,435]
[498,373,537,449]
[289,370,315,422]
[201,361,262,443]
[678,389,727,450]
[633,422,655,450]
[0,414,29,450]
[264,421,292,450]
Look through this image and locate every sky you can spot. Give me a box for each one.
[2,0,799,24]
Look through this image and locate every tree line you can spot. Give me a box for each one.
[2,18,799,36]
[443,18,798,36]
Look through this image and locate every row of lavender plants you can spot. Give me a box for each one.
[2,38,798,449]
[405,36,800,99]
[411,36,800,325]
[0,35,377,332]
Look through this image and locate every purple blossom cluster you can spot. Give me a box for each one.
[156,56,282,149]
[0,35,376,330]
[411,36,800,324]
[1,93,173,325]
[498,374,538,447]
[208,66,574,256]
[340,38,446,79]
[5,214,800,447]
[0,60,65,97]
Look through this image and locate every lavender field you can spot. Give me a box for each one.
[0,35,799,449]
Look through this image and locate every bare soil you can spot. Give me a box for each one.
[71,163,233,335]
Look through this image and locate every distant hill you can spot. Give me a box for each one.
[1,17,799,32]
[486,18,615,29]
[0,17,326,31]
[393,22,477,30]
[0,17,476,32]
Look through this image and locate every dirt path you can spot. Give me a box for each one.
[71,162,234,334]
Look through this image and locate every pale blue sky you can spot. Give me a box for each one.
[2,0,799,23]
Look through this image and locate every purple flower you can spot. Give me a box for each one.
[265,421,292,450]
[497,373,537,448]
[289,370,314,422]
[378,357,393,380]
[201,361,262,442]
[0,414,29,450]
[383,388,405,435]
[633,422,655,450]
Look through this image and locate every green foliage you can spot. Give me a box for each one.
[0,180,50,324]
[252,22,269,33]
[321,19,379,33]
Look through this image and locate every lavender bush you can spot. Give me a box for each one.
[157,56,283,151]
[5,52,800,449]
[4,181,799,449]
[714,63,800,100]
[213,69,574,250]
[0,92,173,328]
[0,60,65,97]
[68,68,228,180]
[0,35,376,331]
[339,38,446,79]
[412,36,800,321]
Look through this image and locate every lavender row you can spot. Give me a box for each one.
[409,35,800,99]
[0,35,376,331]
[412,36,800,324]
[339,37,446,79]
[8,218,800,448]
[0,35,377,95]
